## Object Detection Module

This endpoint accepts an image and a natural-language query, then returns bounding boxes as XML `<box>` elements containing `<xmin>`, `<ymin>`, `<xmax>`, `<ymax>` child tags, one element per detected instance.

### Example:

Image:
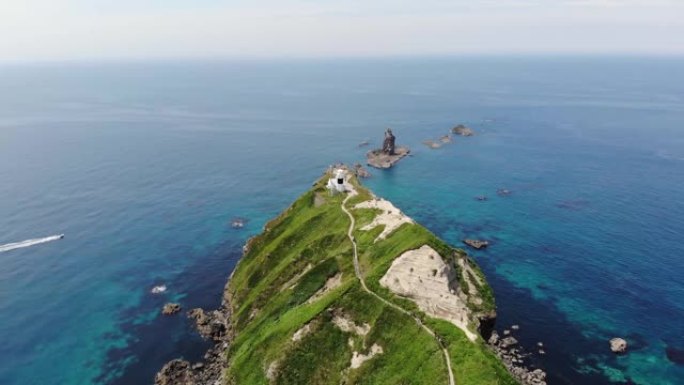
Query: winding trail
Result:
<box><xmin>341</xmin><ymin>192</ymin><xmax>456</xmax><ymax>385</ymax></box>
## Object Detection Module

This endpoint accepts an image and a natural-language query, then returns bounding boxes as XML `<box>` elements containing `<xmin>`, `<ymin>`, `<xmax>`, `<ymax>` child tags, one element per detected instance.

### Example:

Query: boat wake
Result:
<box><xmin>0</xmin><ymin>234</ymin><xmax>64</xmax><ymax>253</ymax></box>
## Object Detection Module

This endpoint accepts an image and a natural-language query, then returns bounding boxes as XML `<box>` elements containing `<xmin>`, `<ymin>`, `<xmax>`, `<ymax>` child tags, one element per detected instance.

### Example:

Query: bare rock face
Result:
<box><xmin>610</xmin><ymin>338</ymin><xmax>628</xmax><ymax>354</ymax></box>
<box><xmin>452</xmin><ymin>124</ymin><xmax>475</xmax><ymax>136</ymax></box>
<box><xmin>162</xmin><ymin>303</ymin><xmax>181</xmax><ymax>315</ymax></box>
<box><xmin>463</xmin><ymin>239</ymin><xmax>489</xmax><ymax>250</ymax></box>
<box><xmin>382</xmin><ymin>128</ymin><xmax>396</xmax><ymax>155</ymax></box>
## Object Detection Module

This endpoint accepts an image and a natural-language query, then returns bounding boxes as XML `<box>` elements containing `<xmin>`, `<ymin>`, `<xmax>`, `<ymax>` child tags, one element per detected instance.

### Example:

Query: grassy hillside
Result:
<box><xmin>223</xmin><ymin>169</ymin><xmax>518</xmax><ymax>385</ymax></box>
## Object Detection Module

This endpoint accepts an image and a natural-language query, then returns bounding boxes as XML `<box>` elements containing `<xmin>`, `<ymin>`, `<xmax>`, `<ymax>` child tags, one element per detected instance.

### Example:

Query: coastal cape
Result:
<box><xmin>156</xmin><ymin>168</ymin><xmax>525</xmax><ymax>385</ymax></box>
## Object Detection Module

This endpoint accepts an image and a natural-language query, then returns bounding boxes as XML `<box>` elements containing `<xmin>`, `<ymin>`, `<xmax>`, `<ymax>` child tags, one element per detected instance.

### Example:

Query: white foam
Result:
<box><xmin>151</xmin><ymin>285</ymin><xmax>167</xmax><ymax>294</ymax></box>
<box><xmin>0</xmin><ymin>234</ymin><xmax>64</xmax><ymax>253</ymax></box>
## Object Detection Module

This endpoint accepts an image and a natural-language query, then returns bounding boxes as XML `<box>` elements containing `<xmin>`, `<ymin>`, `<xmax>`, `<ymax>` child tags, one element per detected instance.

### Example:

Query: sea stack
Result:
<box><xmin>366</xmin><ymin>128</ymin><xmax>410</xmax><ymax>169</ymax></box>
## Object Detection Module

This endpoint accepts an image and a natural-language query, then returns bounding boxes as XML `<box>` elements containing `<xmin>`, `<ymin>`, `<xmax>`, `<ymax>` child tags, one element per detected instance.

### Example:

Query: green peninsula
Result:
<box><xmin>157</xmin><ymin>167</ymin><xmax>521</xmax><ymax>385</ymax></box>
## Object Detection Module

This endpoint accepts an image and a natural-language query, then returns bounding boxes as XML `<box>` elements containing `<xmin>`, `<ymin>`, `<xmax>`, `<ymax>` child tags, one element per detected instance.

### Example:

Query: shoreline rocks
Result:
<box><xmin>463</xmin><ymin>239</ymin><xmax>489</xmax><ymax>250</ymax></box>
<box><xmin>188</xmin><ymin>308</ymin><xmax>230</xmax><ymax>342</ymax></box>
<box><xmin>488</xmin><ymin>330</ymin><xmax>548</xmax><ymax>385</ymax></box>
<box><xmin>354</xmin><ymin>163</ymin><xmax>372</xmax><ymax>178</ymax></box>
<box><xmin>155</xmin><ymin>302</ymin><xmax>234</xmax><ymax>384</ymax></box>
<box><xmin>161</xmin><ymin>303</ymin><xmax>181</xmax><ymax>315</ymax></box>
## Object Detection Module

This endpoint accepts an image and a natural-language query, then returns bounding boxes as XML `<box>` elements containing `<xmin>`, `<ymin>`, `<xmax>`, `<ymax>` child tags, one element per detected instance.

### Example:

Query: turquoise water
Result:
<box><xmin>0</xmin><ymin>57</ymin><xmax>683</xmax><ymax>384</ymax></box>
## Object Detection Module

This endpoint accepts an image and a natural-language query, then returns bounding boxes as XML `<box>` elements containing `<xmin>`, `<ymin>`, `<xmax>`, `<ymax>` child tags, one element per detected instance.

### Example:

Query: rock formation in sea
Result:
<box><xmin>463</xmin><ymin>239</ymin><xmax>490</xmax><ymax>250</ymax></box>
<box><xmin>156</xmin><ymin>167</ymin><xmax>535</xmax><ymax>385</ymax></box>
<box><xmin>452</xmin><ymin>124</ymin><xmax>475</xmax><ymax>136</ymax></box>
<box><xmin>366</xmin><ymin>129</ymin><xmax>410</xmax><ymax>169</ymax></box>
<box><xmin>161</xmin><ymin>303</ymin><xmax>181</xmax><ymax>315</ymax></box>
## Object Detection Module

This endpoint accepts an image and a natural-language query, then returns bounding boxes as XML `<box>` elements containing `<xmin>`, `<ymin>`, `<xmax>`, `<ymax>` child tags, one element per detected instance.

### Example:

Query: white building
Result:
<box><xmin>326</xmin><ymin>169</ymin><xmax>347</xmax><ymax>194</ymax></box>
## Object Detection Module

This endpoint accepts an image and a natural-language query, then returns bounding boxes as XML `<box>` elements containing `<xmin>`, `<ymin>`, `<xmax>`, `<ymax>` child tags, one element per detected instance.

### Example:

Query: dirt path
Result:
<box><xmin>341</xmin><ymin>193</ymin><xmax>456</xmax><ymax>385</ymax></box>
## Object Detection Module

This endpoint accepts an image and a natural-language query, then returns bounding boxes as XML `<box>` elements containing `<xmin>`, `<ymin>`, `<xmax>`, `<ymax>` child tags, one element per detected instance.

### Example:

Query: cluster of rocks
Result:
<box><xmin>421</xmin><ymin>133</ymin><xmax>457</xmax><ymax>150</ymax></box>
<box><xmin>422</xmin><ymin>140</ymin><xmax>442</xmax><ymax>149</ymax></box>
<box><xmin>488</xmin><ymin>328</ymin><xmax>547</xmax><ymax>385</ymax></box>
<box><xmin>155</xmin><ymin>305</ymin><xmax>233</xmax><ymax>385</ymax></box>
<box><xmin>366</xmin><ymin>129</ymin><xmax>410</xmax><ymax>169</ymax></box>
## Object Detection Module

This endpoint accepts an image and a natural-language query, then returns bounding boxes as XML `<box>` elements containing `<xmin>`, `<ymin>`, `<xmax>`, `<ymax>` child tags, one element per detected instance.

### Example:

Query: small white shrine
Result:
<box><xmin>326</xmin><ymin>169</ymin><xmax>347</xmax><ymax>195</ymax></box>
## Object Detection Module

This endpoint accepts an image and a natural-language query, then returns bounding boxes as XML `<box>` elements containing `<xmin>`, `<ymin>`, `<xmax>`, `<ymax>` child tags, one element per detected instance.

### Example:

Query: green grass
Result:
<box><xmin>222</xmin><ymin>170</ymin><xmax>518</xmax><ymax>385</ymax></box>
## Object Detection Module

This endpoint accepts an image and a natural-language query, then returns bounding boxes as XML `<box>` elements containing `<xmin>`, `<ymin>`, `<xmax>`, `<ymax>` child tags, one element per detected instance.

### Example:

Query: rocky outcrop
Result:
<box><xmin>382</xmin><ymin>128</ymin><xmax>396</xmax><ymax>155</ymax></box>
<box><xmin>452</xmin><ymin>124</ymin><xmax>475</xmax><ymax>136</ymax></box>
<box><xmin>610</xmin><ymin>337</ymin><xmax>628</xmax><ymax>354</ymax></box>
<box><xmin>188</xmin><ymin>308</ymin><xmax>230</xmax><ymax>342</ymax></box>
<box><xmin>463</xmin><ymin>239</ymin><xmax>489</xmax><ymax>250</ymax></box>
<box><xmin>162</xmin><ymin>303</ymin><xmax>181</xmax><ymax>315</ymax></box>
<box><xmin>155</xmin><ymin>359</ymin><xmax>196</xmax><ymax>385</ymax></box>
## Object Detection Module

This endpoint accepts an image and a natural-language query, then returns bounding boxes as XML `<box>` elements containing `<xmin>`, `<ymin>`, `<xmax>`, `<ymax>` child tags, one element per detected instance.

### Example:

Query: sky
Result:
<box><xmin>0</xmin><ymin>0</ymin><xmax>683</xmax><ymax>61</ymax></box>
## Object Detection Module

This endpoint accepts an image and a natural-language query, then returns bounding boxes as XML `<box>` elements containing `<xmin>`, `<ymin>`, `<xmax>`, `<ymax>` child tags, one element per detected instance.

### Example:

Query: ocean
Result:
<box><xmin>0</xmin><ymin>57</ymin><xmax>682</xmax><ymax>385</ymax></box>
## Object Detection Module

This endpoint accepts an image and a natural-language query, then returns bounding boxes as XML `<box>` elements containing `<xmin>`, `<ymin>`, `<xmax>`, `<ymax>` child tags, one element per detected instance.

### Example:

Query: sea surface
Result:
<box><xmin>1</xmin><ymin>57</ymin><xmax>683</xmax><ymax>385</ymax></box>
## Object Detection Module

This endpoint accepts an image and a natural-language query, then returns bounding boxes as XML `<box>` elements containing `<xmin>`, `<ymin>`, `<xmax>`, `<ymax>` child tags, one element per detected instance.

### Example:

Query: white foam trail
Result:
<box><xmin>0</xmin><ymin>234</ymin><xmax>64</xmax><ymax>253</ymax></box>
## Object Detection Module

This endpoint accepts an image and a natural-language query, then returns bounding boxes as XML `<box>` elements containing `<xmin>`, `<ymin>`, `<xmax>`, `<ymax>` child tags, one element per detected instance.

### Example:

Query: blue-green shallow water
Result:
<box><xmin>0</xmin><ymin>57</ymin><xmax>682</xmax><ymax>385</ymax></box>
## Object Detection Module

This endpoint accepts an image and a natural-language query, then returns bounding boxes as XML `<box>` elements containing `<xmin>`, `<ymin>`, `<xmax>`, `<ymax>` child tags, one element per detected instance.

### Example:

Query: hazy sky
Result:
<box><xmin>1</xmin><ymin>0</ymin><xmax>683</xmax><ymax>61</ymax></box>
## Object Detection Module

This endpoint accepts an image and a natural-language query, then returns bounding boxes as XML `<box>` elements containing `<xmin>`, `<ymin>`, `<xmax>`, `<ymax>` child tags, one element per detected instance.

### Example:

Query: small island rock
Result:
<box><xmin>162</xmin><ymin>303</ymin><xmax>182</xmax><ymax>315</ymax></box>
<box><xmin>366</xmin><ymin>128</ymin><xmax>410</xmax><ymax>169</ymax></box>
<box><xmin>452</xmin><ymin>124</ymin><xmax>475</xmax><ymax>136</ymax></box>
<box><xmin>610</xmin><ymin>338</ymin><xmax>628</xmax><ymax>354</ymax></box>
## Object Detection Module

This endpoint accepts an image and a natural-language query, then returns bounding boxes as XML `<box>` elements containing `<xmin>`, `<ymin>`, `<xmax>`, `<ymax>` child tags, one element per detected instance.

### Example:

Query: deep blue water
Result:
<box><xmin>0</xmin><ymin>57</ymin><xmax>683</xmax><ymax>385</ymax></box>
